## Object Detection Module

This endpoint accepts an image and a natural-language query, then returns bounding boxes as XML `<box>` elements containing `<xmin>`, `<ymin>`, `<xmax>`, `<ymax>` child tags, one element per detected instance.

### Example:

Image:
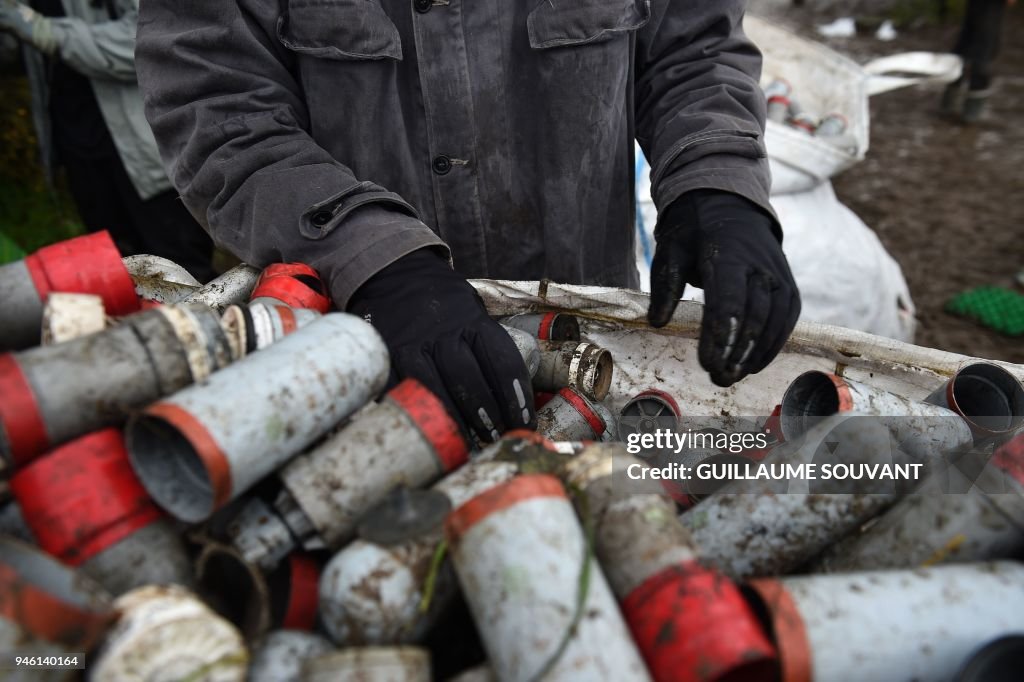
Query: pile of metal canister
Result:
<box><xmin>2</xmin><ymin>231</ymin><xmax>1024</xmax><ymax>681</ymax></box>
<box><xmin>763</xmin><ymin>78</ymin><xmax>858</xmax><ymax>153</ymax></box>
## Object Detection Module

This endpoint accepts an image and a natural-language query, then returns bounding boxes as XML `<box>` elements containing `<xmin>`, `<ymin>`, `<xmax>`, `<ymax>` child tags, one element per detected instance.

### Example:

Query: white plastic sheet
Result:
<box><xmin>471</xmin><ymin>280</ymin><xmax>1023</xmax><ymax>418</ymax></box>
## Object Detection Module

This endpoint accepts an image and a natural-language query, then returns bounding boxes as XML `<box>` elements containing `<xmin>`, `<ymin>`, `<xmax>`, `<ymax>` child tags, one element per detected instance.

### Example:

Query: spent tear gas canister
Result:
<box><xmin>0</xmin><ymin>303</ymin><xmax>232</xmax><ymax>471</ymax></box>
<box><xmin>10</xmin><ymin>429</ymin><xmax>192</xmax><ymax>596</ymax></box>
<box><xmin>276</xmin><ymin>378</ymin><xmax>468</xmax><ymax>549</ymax></box>
<box><xmin>126</xmin><ymin>313</ymin><xmax>389</xmax><ymax>523</ymax></box>
<box><xmin>502</xmin><ymin>325</ymin><xmax>541</xmax><ymax>377</ymax></box>
<box><xmin>536</xmin><ymin>387</ymin><xmax>608</xmax><ymax>441</ymax></box>
<box><xmin>0</xmin><ymin>231</ymin><xmax>139</xmax><ymax>351</ymax></box>
<box><xmin>787</xmin><ymin>99</ymin><xmax>818</xmax><ymax>133</ymax></box>
<box><xmin>563</xmin><ymin>444</ymin><xmax>776</xmax><ymax>682</ymax></box>
<box><xmin>812</xmin><ymin>431</ymin><xmax>1024</xmax><ymax>573</ymax></box>
<box><xmin>498</xmin><ymin>312</ymin><xmax>580</xmax><ymax>341</ymax></box>
<box><xmin>445</xmin><ymin>474</ymin><xmax>652</xmax><ymax>682</ymax></box>
<box><xmin>746</xmin><ymin>562</ymin><xmax>1024</xmax><ymax>682</ymax></box>
<box><xmin>249</xmin><ymin>630</ymin><xmax>335</xmax><ymax>682</ymax></box>
<box><xmin>0</xmin><ymin>537</ymin><xmax>114</xmax><ymax>678</ymax></box>
<box><xmin>276</xmin><ymin>553</ymin><xmax>322</xmax><ymax>633</ymax></box>
<box><xmin>89</xmin><ymin>585</ymin><xmax>248</xmax><ymax>682</ymax></box>
<box><xmin>318</xmin><ymin>434</ymin><xmax>567</xmax><ymax>646</ymax></box>
<box><xmin>195</xmin><ymin>539</ymin><xmax>322</xmax><ymax>642</ymax></box>
<box><xmin>780</xmin><ymin>370</ymin><xmax>974</xmax><ymax>458</ymax></box>
<box><xmin>924</xmin><ymin>362</ymin><xmax>1024</xmax><ymax>440</ymax></box>
<box><xmin>249</xmin><ymin>262</ymin><xmax>331</xmax><ymax>313</ymax></box>
<box><xmin>764</xmin><ymin>78</ymin><xmax>791</xmax><ymax>123</ymax></box>
<box><xmin>177</xmin><ymin>263</ymin><xmax>262</xmax><ymax>311</ymax></box>
<box><xmin>533</xmin><ymin>340</ymin><xmax>613</xmax><ymax>401</ymax></box>
<box><xmin>220</xmin><ymin>301</ymin><xmax>321</xmax><ymax>359</ymax></box>
<box><xmin>303</xmin><ymin>647</ymin><xmax>431</xmax><ymax>682</ymax></box>
<box><xmin>40</xmin><ymin>293</ymin><xmax>107</xmax><ymax>345</ymax></box>
<box><xmin>227</xmin><ymin>494</ymin><xmax>308</xmax><ymax>573</ymax></box>
<box><xmin>122</xmin><ymin>254</ymin><xmax>202</xmax><ymax>304</ymax></box>
<box><xmin>815</xmin><ymin>113</ymin><xmax>848</xmax><ymax>137</ymax></box>
<box><xmin>228</xmin><ymin>378</ymin><xmax>467</xmax><ymax>570</ymax></box>
<box><xmin>955</xmin><ymin>635</ymin><xmax>1024</xmax><ymax>682</ymax></box>
<box><xmin>194</xmin><ymin>539</ymin><xmax>274</xmax><ymax>641</ymax></box>
<box><xmin>680</xmin><ymin>414</ymin><xmax>910</xmax><ymax>580</ymax></box>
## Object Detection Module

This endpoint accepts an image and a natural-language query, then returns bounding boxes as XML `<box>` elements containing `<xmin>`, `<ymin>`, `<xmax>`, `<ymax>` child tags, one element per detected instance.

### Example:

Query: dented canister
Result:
<box><xmin>318</xmin><ymin>434</ymin><xmax>568</xmax><ymax>646</ymax></box>
<box><xmin>11</xmin><ymin>429</ymin><xmax>192</xmax><ymax>596</ymax></box>
<box><xmin>122</xmin><ymin>254</ymin><xmax>202</xmax><ymax>304</ymax></box>
<box><xmin>177</xmin><ymin>263</ymin><xmax>261</xmax><ymax>311</ymax></box>
<box><xmin>813</xmin><ymin>432</ymin><xmax>1024</xmax><ymax>572</ymax></box>
<box><xmin>747</xmin><ymin>562</ymin><xmax>1024</xmax><ymax>682</ymax></box>
<box><xmin>445</xmin><ymin>474</ymin><xmax>651</xmax><ymax>681</ymax></box>
<box><xmin>249</xmin><ymin>630</ymin><xmax>334</xmax><ymax>682</ymax></box>
<box><xmin>0</xmin><ymin>231</ymin><xmax>139</xmax><ymax>351</ymax></box>
<box><xmin>536</xmin><ymin>387</ymin><xmax>608</xmax><ymax>441</ymax></box>
<box><xmin>564</xmin><ymin>444</ymin><xmax>776</xmax><ymax>682</ymax></box>
<box><xmin>303</xmin><ymin>647</ymin><xmax>431</xmax><ymax>682</ymax></box>
<box><xmin>89</xmin><ymin>584</ymin><xmax>248</xmax><ymax>682</ymax></box>
<box><xmin>0</xmin><ymin>537</ymin><xmax>114</xmax><ymax>682</ymax></box>
<box><xmin>126</xmin><ymin>313</ymin><xmax>389</xmax><ymax>522</ymax></box>
<box><xmin>499</xmin><ymin>312</ymin><xmax>580</xmax><ymax>342</ymax></box>
<box><xmin>0</xmin><ymin>303</ymin><xmax>231</xmax><ymax>470</ymax></box>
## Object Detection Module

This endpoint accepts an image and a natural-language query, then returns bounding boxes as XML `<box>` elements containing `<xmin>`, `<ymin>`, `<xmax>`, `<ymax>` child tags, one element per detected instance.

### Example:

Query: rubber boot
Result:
<box><xmin>941</xmin><ymin>79</ymin><xmax>965</xmax><ymax>115</ymax></box>
<box><xmin>962</xmin><ymin>89</ymin><xmax>992</xmax><ymax>124</ymax></box>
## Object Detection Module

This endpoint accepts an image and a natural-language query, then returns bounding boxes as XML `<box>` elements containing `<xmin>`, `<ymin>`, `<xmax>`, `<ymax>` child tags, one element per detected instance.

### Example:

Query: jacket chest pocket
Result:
<box><xmin>527</xmin><ymin>0</ymin><xmax>650</xmax><ymax>49</ymax></box>
<box><xmin>277</xmin><ymin>0</ymin><xmax>403</xmax><ymax>60</ymax></box>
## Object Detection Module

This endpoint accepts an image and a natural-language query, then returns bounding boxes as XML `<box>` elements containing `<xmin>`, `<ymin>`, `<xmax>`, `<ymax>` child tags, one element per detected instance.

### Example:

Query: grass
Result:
<box><xmin>0</xmin><ymin>72</ymin><xmax>83</xmax><ymax>262</ymax></box>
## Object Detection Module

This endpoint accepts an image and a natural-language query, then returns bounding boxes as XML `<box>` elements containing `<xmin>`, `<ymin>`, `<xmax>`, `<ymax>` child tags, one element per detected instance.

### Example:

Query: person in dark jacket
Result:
<box><xmin>0</xmin><ymin>0</ymin><xmax>216</xmax><ymax>281</ymax></box>
<box><xmin>942</xmin><ymin>0</ymin><xmax>1016</xmax><ymax>122</ymax></box>
<box><xmin>135</xmin><ymin>1</ymin><xmax>801</xmax><ymax>441</ymax></box>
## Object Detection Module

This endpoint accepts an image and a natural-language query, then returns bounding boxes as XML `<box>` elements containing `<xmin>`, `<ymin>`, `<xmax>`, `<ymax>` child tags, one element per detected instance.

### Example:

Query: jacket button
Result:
<box><xmin>432</xmin><ymin>155</ymin><xmax>452</xmax><ymax>175</ymax></box>
<box><xmin>311</xmin><ymin>210</ymin><xmax>333</xmax><ymax>227</ymax></box>
<box><xmin>414</xmin><ymin>0</ymin><xmax>431</xmax><ymax>13</ymax></box>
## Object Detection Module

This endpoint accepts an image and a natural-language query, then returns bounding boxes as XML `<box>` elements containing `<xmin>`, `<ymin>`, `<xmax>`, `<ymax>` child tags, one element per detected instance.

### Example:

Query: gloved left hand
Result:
<box><xmin>0</xmin><ymin>1</ymin><xmax>57</xmax><ymax>54</ymax></box>
<box><xmin>648</xmin><ymin>188</ymin><xmax>801</xmax><ymax>388</ymax></box>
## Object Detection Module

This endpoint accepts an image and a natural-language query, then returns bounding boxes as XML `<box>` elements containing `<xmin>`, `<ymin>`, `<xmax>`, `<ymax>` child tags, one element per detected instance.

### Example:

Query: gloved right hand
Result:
<box><xmin>348</xmin><ymin>248</ymin><xmax>536</xmax><ymax>444</ymax></box>
<box><xmin>0</xmin><ymin>1</ymin><xmax>57</xmax><ymax>54</ymax></box>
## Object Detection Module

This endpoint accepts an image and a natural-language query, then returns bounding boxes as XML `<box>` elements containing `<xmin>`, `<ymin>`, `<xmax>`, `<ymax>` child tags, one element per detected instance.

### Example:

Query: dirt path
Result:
<box><xmin>753</xmin><ymin>1</ymin><xmax>1023</xmax><ymax>364</ymax></box>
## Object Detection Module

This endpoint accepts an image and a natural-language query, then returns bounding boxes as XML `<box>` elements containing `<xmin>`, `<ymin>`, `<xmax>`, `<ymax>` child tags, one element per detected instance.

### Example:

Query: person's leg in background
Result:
<box><xmin>943</xmin><ymin>0</ymin><xmax>1012</xmax><ymax>122</ymax></box>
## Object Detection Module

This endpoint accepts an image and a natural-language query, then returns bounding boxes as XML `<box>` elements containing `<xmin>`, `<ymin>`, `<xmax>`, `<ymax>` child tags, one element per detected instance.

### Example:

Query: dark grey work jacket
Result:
<box><xmin>136</xmin><ymin>0</ymin><xmax>772</xmax><ymax>307</ymax></box>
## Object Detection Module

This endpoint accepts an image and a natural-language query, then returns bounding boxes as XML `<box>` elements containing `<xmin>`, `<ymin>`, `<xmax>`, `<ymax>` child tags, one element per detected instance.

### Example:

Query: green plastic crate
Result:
<box><xmin>946</xmin><ymin>287</ymin><xmax>1024</xmax><ymax>337</ymax></box>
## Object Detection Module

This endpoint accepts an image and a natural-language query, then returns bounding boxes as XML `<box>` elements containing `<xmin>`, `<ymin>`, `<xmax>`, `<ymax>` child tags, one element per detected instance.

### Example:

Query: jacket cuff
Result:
<box><xmin>653</xmin><ymin>153</ymin><xmax>781</xmax><ymax>241</ymax></box>
<box><xmin>315</xmin><ymin>205</ymin><xmax>450</xmax><ymax>310</ymax></box>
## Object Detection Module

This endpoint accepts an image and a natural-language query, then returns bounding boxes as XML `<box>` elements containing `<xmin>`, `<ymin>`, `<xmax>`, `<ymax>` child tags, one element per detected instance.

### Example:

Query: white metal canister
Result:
<box><xmin>127</xmin><ymin>313</ymin><xmax>389</xmax><ymax>522</ymax></box>
<box><xmin>747</xmin><ymin>561</ymin><xmax>1024</xmax><ymax>682</ymax></box>
<box><xmin>444</xmin><ymin>474</ymin><xmax>651</xmax><ymax>682</ymax></box>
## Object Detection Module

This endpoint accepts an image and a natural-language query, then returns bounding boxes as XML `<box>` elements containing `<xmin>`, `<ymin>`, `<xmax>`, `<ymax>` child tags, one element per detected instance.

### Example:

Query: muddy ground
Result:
<box><xmin>753</xmin><ymin>0</ymin><xmax>1023</xmax><ymax>364</ymax></box>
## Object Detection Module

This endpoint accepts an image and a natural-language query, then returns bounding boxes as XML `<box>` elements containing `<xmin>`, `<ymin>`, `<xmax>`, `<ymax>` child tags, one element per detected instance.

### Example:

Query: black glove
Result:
<box><xmin>647</xmin><ymin>189</ymin><xmax>801</xmax><ymax>388</ymax></box>
<box><xmin>348</xmin><ymin>248</ymin><xmax>536</xmax><ymax>443</ymax></box>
